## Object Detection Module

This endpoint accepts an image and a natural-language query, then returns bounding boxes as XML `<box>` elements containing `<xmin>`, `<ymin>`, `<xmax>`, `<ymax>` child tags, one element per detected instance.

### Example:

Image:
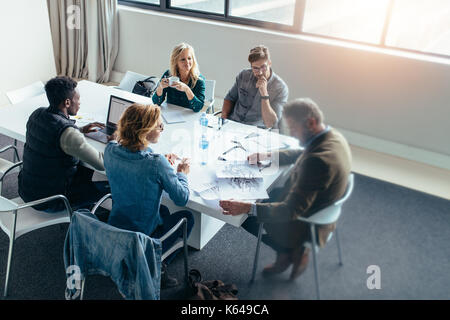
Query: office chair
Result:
<box><xmin>116</xmin><ymin>70</ymin><xmax>150</xmax><ymax>92</ymax></box>
<box><xmin>250</xmin><ymin>174</ymin><xmax>354</xmax><ymax>300</ymax></box>
<box><xmin>0</xmin><ymin>145</ymin><xmax>21</xmax><ymax>195</ymax></box>
<box><xmin>67</xmin><ymin>193</ymin><xmax>189</xmax><ymax>300</ymax></box>
<box><xmin>6</xmin><ymin>81</ymin><xmax>45</xmax><ymax>105</ymax></box>
<box><xmin>0</xmin><ymin>163</ymin><xmax>73</xmax><ymax>297</ymax></box>
<box><xmin>204</xmin><ymin>80</ymin><xmax>216</xmax><ymax>114</ymax></box>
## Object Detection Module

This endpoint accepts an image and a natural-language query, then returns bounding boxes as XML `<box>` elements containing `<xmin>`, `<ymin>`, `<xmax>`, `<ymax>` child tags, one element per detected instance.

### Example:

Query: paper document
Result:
<box><xmin>160</xmin><ymin>102</ymin><xmax>187</xmax><ymax>124</ymax></box>
<box><xmin>216</xmin><ymin>161</ymin><xmax>263</xmax><ymax>179</ymax></box>
<box><xmin>218</xmin><ymin>178</ymin><xmax>268</xmax><ymax>200</ymax></box>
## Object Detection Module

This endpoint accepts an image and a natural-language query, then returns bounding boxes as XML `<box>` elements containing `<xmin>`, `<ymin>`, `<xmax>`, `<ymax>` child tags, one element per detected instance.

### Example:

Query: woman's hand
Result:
<box><xmin>156</xmin><ymin>77</ymin><xmax>169</xmax><ymax>96</ymax></box>
<box><xmin>165</xmin><ymin>153</ymin><xmax>180</xmax><ymax>166</ymax></box>
<box><xmin>177</xmin><ymin>158</ymin><xmax>190</xmax><ymax>174</ymax></box>
<box><xmin>171</xmin><ymin>80</ymin><xmax>190</xmax><ymax>93</ymax></box>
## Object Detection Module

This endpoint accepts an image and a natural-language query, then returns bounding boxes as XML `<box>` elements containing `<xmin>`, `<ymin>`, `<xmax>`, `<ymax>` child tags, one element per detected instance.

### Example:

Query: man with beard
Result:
<box><xmin>221</xmin><ymin>45</ymin><xmax>288</xmax><ymax>130</ymax></box>
<box><xmin>220</xmin><ymin>98</ymin><xmax>352</xmax><ymax>280</ymax></box>
<box><xmin>18</xmin><ymin>76</ymin><xmax>110</xmax><ymax>212</ymax></box>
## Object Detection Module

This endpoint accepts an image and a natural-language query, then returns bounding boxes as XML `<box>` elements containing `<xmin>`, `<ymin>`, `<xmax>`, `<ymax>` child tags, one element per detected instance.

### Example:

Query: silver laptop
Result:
<box><xmin>85</xmin><ymin>95</ymin><xmax>134</xmax><ymax>143</ymax></box>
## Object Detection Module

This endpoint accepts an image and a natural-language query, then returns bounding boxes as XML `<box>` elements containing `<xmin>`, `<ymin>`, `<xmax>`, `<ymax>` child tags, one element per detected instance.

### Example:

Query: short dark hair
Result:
<box><xmin>248</xmin><ymin>45</ymin><xmax>270</xmax><ymax>63</ymax></box>
<box><xmin>45</xmin><ymin>76</ymin><xmax>77</xmax><ymax>107</ymax></box>
<box><xmin>283</xmin><ymin>98</ymin><xmax>324</xmax><ymax>125</ymax></box>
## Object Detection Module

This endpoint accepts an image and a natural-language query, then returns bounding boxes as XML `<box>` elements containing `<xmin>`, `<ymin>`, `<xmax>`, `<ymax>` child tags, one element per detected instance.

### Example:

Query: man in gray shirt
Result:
<box><xmin>221</xmin><ymin>45</ymin><xmax>288</xmax><ymax>129</ymax></box>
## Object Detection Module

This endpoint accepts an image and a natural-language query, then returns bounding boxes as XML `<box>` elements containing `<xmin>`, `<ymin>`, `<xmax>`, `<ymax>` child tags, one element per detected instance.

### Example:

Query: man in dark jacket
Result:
<box><xmin>220</xmin><ymin>98</ymin><xmax>352</xmax><ymax>280</ymax></box>
<box><xmin>18</xmin><ymin>76</ymin><xmax>109</xmax><ymax>212</ymax></box>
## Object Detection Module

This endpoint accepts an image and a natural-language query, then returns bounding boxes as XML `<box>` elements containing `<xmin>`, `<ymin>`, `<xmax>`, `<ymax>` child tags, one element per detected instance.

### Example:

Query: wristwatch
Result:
<box><xmin>261</xmin><ymin>95</ymin><xmax>270</xmax><ymax>100</ymax></box>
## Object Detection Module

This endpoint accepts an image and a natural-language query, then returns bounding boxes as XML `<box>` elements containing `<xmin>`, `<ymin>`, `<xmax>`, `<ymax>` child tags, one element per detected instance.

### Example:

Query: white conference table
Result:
<box><xmin>0</xmin><ymin>80</ymin><xmax>300</xmax><ymax>250</ymax></box>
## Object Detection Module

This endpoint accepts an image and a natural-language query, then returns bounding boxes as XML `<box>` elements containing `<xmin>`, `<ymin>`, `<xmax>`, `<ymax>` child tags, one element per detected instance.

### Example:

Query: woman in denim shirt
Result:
<box><xmin>104</xmin><ymin>103</ymin><xmax>194</xmax><ymax>288</ymax></box>
<box><xmin>152</xmin><ymin>43</ymin><xmax>205</xmax><ymax>112</ymax></box>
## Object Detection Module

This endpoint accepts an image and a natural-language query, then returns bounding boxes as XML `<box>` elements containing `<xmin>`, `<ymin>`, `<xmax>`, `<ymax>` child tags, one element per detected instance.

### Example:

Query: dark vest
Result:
<box><xmin>18</xmin><ymin>107</ymin><xmax>79</xmax><ymax>202</ymax></box>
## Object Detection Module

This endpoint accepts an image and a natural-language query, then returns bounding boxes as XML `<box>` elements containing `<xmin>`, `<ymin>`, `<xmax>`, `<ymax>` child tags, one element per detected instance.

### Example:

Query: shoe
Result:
<box><xmin>161</xmin><ymin>263</ymin><xmax>179</xmax><ymax>289</ymax></box>
<box><xmin>289</xmin><ymin>247</ymin><xmax>310</xmax><ymax>280</ymax></box>
<box><xmin>262</xmin><ymin>252</ymin><xmax>292</xmax><ymax>277</ymax></box>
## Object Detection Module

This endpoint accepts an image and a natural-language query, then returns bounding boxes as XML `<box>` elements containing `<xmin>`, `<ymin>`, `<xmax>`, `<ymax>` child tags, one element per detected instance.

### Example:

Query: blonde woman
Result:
<box><xmin>104</xmin><ymin>103</ymin><xmax>194</xmax><ymax>288</ymax></box>
<box><xmin>152</xmin><ymin>43</ymin><xmax>205</xmax><ymax>112</ymax></box>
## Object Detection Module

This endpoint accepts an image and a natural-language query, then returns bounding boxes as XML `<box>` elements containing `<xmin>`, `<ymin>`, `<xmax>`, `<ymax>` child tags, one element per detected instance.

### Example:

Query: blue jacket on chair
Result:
<box><xmin>64</xmin><ymin>210</ymin><xmax>162</xmax><ymax>300</ymax></box>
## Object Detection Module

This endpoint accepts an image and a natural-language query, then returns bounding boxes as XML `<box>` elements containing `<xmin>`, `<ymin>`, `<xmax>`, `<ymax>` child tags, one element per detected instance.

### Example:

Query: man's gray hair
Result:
<box><xmin>282</xmin><ymin>98</ymin><xmax>324</xmax><ymax>125</ymax></box>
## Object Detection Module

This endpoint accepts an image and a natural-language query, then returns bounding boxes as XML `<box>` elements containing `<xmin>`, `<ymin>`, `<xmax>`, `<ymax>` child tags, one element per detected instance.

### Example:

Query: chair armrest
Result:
<box><xmin>0</xmin><ymin>145</ymin><xmax>20</xmax><ymax>162</ymax></box>
<box><xmin>91</xmin><ymin>193</ymin><xmax>112</xmax><ymax>215</ymax></box>
<box><xmin>213</xmin><ymin>110</ymin><xmax>222</xmax><ymax>117</ymax></box>
<box><xmin>17</xmin><ymin>194</ymin><xmax>73</xmax><ymax>218</ymax></box>
<box><xmin>159</xmin><ymin>217</ymin><xmax>187</xmax><ymax>242</ymax></box>
<box><xmin>0</xmin><ymin>161</ymin><xmax>23</xmax><ymax>182</ymax></box>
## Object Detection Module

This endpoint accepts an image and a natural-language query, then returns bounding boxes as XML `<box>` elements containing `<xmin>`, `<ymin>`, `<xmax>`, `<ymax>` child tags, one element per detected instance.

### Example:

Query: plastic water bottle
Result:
<box><xmin>199</xmin><ymin>112</ymin><xmax>208</xmax><ymax>135</ymax></box>
<box><xmin>199</xmin><ymin>112</ymin><xmax>209</xmax><ymax>165</ymax></box>
<box><xmin>199</xmin><ymin>134</ymin><xmax>209</xmax><ymax>165</ymax></box>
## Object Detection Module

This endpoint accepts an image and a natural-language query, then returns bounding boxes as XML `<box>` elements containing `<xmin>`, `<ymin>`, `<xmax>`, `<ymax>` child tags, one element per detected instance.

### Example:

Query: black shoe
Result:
<box><xmin>161</xmin><ymin>263</ymin><xmax>179</xmax><ymax>289</ymax></box>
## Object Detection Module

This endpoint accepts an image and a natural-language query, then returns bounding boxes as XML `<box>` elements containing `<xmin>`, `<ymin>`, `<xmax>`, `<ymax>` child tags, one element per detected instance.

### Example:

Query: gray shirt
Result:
<box><xmin>225</xmin><ymin>68</ymin><xmax>288</xmax><ymax>128</ymax></box>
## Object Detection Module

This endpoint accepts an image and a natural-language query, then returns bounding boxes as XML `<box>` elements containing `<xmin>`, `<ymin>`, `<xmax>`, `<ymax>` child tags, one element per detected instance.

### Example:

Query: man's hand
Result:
<box><xmin>256</xmin><ymin>76</ymin><xmax>268</xmax><ymax>96</ymax></box>
<box><xmin>247</xmin><ymin>152</ymin><xmax>271</xmax><ymax>165</ymax></box>
<box><xmin>80</xmin><ymin>122</ymin><xmax>105</xmax><ymax>134</ymax></box>
<box><xmin>177</xmin><ymin>158</ymin><xmax>190</xmax><ymax>174</ymax></box>
<box><xmin>220</xmin><ymin>200</ymin><xmax>252</xmax><ymax>216</ymax></box>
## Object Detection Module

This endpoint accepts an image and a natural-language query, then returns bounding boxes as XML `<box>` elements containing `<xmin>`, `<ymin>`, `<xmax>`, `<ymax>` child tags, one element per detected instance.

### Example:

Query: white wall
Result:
<box><xmin>0</xmin><ymin>0</ymin><xmax>56</xmax><ymax>107</ymax></box>
<box><xmin>113</xmin><ymin>6</ymin><xmax>450</xmax><ymax>169</ymax></box>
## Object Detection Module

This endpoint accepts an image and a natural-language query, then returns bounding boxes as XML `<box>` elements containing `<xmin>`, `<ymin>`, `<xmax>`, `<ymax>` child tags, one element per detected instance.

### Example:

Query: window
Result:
<box><xmin>230</xmin><ymin>0</ymin><xmax>296</xmax><ymax>26</ymax></box>
<box><xmin>119</xmin><ymin>0</ymin><xmax>450</xmax><ymax>58</ymax></box>
<box><xmin>302</xmin><ymin>0</ymin><xmax>391</xmax><ymax>44</ymax></box>
<box><xmin>170</xmin><ymin>0</ymin><xmax>224</xmax><ymax>15</ymax></box>
<box><xmin>386</xmin><ymin>0</ymin><xmax>450</xmax><ymax>56</ymax></box>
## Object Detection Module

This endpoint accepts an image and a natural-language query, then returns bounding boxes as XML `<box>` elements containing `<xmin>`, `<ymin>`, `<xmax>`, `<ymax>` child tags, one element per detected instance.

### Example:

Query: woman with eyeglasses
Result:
<box><xmin>104</xmin><ymin>103</ymin><xmax>194</xmax><ymax>289</ymax></box>
<box><xmin>152</xmin><ymin>43</ymin><xmax>205</xmax><ymax>112</ymax></box>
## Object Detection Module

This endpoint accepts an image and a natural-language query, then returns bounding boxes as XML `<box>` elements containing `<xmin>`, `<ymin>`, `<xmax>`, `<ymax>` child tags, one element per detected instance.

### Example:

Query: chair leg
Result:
<box><xmin>250</xmin><ymin>223</ymin><xmax>264</xmax><ymax>284</ymax></box>
<box><xmin>310</xmin><ymin>225</ymin><xmax>321</xmax><ymax>300</ymax></box>
<box><xmin>335</xmin><ymin>228</ymin><xmax>343</xmax><ymax>266</ymax></box>
<box><xmin>80</xmin><ymin>279</ymin><xmax>85</xmax><ymax>300</ymax></box>
<box><xmin>4</xmin><ymin>212</ymin><xmax>17</xmax><ymax>297</ymax></box>
<box><xmin>183</xmin><ymin>220</ymin><xmax>189</xmax><ymax>286</ymax></box>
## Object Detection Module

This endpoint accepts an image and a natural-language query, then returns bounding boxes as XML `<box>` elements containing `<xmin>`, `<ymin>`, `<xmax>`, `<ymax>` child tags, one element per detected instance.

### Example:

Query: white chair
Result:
<box><xmin>0</xmin><ymin>145</ymin><xmax>21</xmax><ymax>195</ymax></box>
<box><xmin>0</xmin><ymin>190</ymin><xmax>72</xmax><ymax>297</ymax></box>
<box><xmin>72</xmin><ymin>193</ymin><xmax>189</xmax><ymax>300</ymax></box>
<box><xmin>250</xmin><ymin>174</ymin><xmax>355</xmax><ymax>300</ymax></box>
<box><xmin>204</xmin><ymin>79</ymin><xmax>216</xmax><ymax>114</ymax></box>
<box><xmin>6</xmin><ymin>81</ymin><xmax>45</xmax><ymax>105</ymax></box>
<box><xmin>116</xmin><ymin>71</ymin><xmax>150</xmax><ymax>92</ymax></box>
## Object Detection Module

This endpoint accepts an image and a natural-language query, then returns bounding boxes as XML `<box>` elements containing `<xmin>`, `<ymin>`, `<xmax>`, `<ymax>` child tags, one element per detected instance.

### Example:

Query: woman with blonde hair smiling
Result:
<box><xmin>104</xmin><ymin>103</ymin><xmax>194</xmax><ymax>288</ymax></box>
<box><xmin>152</xmin><ymin>43</ymin><xmax>205</xmax><ymax>112</ymax></box>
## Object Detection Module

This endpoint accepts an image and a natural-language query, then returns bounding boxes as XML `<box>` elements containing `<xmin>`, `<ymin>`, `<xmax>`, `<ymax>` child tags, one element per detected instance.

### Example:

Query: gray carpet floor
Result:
<box><xmin>0</xmin><ymin>134</ymin><xmax>449</xmax><ymax>300</ymax></box>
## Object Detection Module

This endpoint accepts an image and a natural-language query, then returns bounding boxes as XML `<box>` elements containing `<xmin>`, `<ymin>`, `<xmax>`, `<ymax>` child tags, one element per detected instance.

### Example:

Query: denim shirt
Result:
<box><xmin>104</xmin><ymin>142</ymin><xmax>190</xmax><ymax>235</ymax></box>
<box><xmin>64</xmin><ymin>209</ymin><xmax>162</xmax><ymax>300</ymax></box>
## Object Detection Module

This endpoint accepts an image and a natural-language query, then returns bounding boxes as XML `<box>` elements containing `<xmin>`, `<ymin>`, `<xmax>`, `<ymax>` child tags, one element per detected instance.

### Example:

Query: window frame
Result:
<box><xmin>118</xmin><ymin>0</ymin><xmax>450</xmax><ymax>60</ymax></box>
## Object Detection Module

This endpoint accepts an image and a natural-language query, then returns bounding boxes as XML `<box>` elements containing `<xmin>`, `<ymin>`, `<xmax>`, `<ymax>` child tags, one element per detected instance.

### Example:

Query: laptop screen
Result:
<box><xmin>106</xmin><ymin>95</ymin><xmax>134</xmax><ymax>127</ymax></box>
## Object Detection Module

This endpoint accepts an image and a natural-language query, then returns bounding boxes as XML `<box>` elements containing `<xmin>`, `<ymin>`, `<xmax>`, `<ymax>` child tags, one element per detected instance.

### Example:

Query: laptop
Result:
<box><xmin>85</xmin><ymin>95</ymin><xmax>134</xmax><ymax>143</ymax></box>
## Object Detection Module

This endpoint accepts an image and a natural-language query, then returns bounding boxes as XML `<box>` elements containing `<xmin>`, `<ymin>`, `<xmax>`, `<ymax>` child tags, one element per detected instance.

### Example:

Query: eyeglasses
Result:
<box><xmin>251</xmin><ymin>64</ymin><xmax>268</xmax><ymax>73</ymax></box>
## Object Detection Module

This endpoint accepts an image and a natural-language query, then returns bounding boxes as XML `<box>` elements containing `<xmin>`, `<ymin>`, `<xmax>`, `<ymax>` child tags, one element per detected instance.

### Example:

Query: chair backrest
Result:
<box><xmin>204</xmin><ymin>79</ymin><xmax>215</xmax><ymax>103</ymax></box>
<box><xmin>6</xmin><ymin>81</ymin><xmax>45</xmax><ymax>105</ymax></box>
<box><xmin>307</xmin><ymin>174</ymin><xmax>354</xmax><ymax>225</ymax></box>
<box><xmin>64</xmin><ymin>209</ymin><xmax>162</xmax><ymax>300</ymax></box>
<box><xmin>117</xmin><ymin>71</ymin><xmax>150</xmax><ymax>92</ymax></box>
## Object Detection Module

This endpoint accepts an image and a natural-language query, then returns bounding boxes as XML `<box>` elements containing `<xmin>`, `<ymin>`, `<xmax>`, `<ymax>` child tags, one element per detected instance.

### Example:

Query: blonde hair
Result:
<box><xmin>116</xmin><ymin>103</ymin><xmax>161</xmax><ymax>152</ymax></box>
<box><xmin>170</xmin><ymin>43</ymin><xmax>200</xmax><ymax>88</ymax></box>
<box><xmin>248</xmin><ymin>45</ymin><xmax>271</xmax><ymax>63</ymax></box>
